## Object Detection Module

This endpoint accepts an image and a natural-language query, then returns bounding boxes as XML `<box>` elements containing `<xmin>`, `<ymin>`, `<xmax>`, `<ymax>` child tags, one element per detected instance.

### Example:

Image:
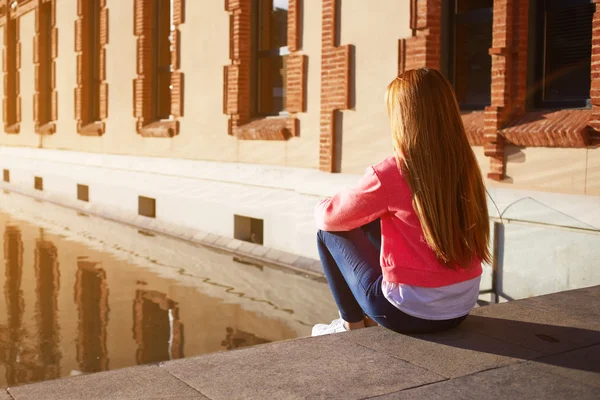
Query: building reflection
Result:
<box><xmin>0</xmin><ymin>226</ymin><xmax>32</xmax><ymax>386</ymax></box>
<box><xmin>221</xmin><ymin>327</ymin><xmax>270</xmax><ymax>350</ymax></box>
<box><xmin>0</xmin><ymin>211</ymin><xmax>302</xmax><ymax>388</ymax></box>
<box><xmin>74</xmin><ymin>260</ymin><xmax>109</xmax><ymax>373</ymax></box>
<box><xmin>132</xmin><ymin>290</ymin><xmax>184</xmax><ymax>364</ymax></box>
<box><xmin>33</xmin><ymin>234</ymin><xmax>61</xmax><ymax>381</ymax></box>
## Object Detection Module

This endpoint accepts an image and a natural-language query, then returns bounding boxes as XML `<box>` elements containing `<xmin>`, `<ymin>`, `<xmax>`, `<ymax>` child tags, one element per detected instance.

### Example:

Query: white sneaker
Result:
<box><xmin>311</xmin><ymin>318</ymin><xmax>347</xmax><ymax>336</ymax></box>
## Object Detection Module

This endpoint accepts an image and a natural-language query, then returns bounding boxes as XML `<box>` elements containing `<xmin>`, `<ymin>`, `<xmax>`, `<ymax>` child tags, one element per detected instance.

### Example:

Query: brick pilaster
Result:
<box><xmin>319</xmin><ymin>0</ymin><xmax>350</xmax><ymax>172</ymax></box>
<box><xmin>484</xmin><ymin>0</ymin><xmax>529</xmax><ymax>181</ymax></box>
<box><xmin>398</xmin><ymin>0</ymin><xmax>441</xmax><ymax>74</ymax></box>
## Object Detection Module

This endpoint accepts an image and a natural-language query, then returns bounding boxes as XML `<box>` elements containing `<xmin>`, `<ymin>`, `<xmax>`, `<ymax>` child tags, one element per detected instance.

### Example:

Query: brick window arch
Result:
<box><xmin>133</xmin><ymin>0</ymin><xmax>184</xmax><ymax>138</ymax></box>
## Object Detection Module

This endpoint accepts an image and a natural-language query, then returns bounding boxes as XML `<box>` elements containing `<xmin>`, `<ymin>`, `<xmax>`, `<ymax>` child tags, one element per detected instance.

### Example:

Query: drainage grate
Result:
<box><xmin>234</xmin><ymin>215</ymin><xmax>264</xmax><ymax>245</ymax></box>
<box><xmin>2</xmin><ymin>169</ymin><xmax>9</xmax><ymax>182</ymax></box>
<box><xmin>138</xmin><ymin>196</ymin><xmax>156</xmax><ymax>218</ymax></box>
<box><xmin>34</xmin><ymin>176</ymin><xmax>43</xmax><ymax>191</ymax></box>
<box><xmin>77</xmin><ymin>184</ymin><xmax>89</xmax><ymax>202</ymax></box>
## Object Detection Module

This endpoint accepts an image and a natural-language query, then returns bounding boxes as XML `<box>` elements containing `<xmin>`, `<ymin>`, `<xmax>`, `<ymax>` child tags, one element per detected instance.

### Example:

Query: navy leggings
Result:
<box><xmin>316</xmin><ymin>219</ymin><xmax>467</xmax><ymax>334</ymax></box>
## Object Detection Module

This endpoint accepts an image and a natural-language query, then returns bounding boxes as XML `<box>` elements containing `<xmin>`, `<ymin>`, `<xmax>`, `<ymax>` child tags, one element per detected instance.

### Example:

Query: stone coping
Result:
<box><xmin>5</xmin><ymin>286</ymin><xmax>599</xmax><ymax>399</ymax></box>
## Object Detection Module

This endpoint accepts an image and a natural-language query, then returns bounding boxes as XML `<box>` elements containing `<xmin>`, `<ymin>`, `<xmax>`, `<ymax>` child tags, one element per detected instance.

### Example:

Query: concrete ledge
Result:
<box><xmin>8</xmin><ymin>286</ymin><xmax>600</xmax><ymax>399</ymax></box>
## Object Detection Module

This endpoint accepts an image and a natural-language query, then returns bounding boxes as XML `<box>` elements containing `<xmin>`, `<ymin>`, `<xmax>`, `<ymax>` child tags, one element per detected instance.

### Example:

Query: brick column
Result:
<box><xmin>398</xmin><ymin>0</ymin><xmax>441</xmax><ymax>74</ymax></box>
<box><xmin>319</xmin><ymin>0</ymin><xmax>350</xmax><ymax>172</ymax></box>
<box><xmin>484</xmin><ymin>0</ymin><xmax>529</xmax><ymax>181</ymax></box>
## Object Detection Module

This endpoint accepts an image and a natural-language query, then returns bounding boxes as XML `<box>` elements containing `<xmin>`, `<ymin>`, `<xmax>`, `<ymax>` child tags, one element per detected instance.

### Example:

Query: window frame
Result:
<box><xmin>2</xmin><ymin>6</ymin><xmax>21</xmax><ymax>134</ymax></box>
<box><xmin>224</xmin><ymin>0</ymin><xmax>305</xmax><ymax>141</ymax></box>
<box><xmin>75</xmin><ymin>0</ymin><xmax>109</xmax><ymax>136</ymax></box>
<box><xmin>133</xmin><ymin>0</ymin><xmax>184</xmax><ymax>138</ymax></box>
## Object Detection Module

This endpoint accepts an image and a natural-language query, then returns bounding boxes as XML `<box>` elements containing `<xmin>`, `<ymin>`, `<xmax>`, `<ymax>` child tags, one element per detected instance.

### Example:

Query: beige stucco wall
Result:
<box><xmin>586</xmin><ymin>146</ymin><xmax>600</xmax><ymax>196</ymax></box>
<box><xmin>0</xmin><ymin>0</ymin><xmax>325</xmax><ymax>168</ymax></box>
<box><xmin>0</xmin><ymin>0</ymin><xmax>596</xmax><ymax>196</ymax></box>
<box><xmin>480</xmin><ymin>146</ymin><xmax>599</xmax><ymax>196</ymax></box>
<box><xmin>339</xmin><ymin>0</ymin><xmax>411</xmax><ymax>173</ymax></box>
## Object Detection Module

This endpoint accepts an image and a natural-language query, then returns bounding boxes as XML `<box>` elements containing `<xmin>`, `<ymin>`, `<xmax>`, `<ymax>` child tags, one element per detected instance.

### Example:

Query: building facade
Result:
<box><xmin>0</xmin><ymin>0</ymin><xmax>598</xmax><ymax>301</ymax></box>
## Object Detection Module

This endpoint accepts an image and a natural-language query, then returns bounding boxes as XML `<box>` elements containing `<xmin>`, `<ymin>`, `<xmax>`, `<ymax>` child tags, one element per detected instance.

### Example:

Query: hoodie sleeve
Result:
<box><xmin>314</xmin><ymin>166</ymin><xmax>389</xmax><ymax>231</ymax></box>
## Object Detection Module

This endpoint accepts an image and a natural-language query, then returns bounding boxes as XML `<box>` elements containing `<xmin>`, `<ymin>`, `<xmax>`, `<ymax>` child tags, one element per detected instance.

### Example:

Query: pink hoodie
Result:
<box><xmin>315</xmin><ymin>156</ymin><xmax>482</xmax><ymax>288</ymax></box>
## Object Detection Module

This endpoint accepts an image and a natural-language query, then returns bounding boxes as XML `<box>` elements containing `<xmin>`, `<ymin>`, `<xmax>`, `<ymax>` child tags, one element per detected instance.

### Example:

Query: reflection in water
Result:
<box><xmin>133</xmin><ymin>290</ymin><xmax>184</xmax><ymax>364</ymax></box>
<box><xmin>0</xmin><ymin>192</ymin><xmax>337</xmax><ymax>388</ymax></box>
<box><xmin>74</xmin><ymin>261</ymin><xmax>109</xmax><ymax>373</ymax></box>
<box><xmin>33</xmin><ymin>235</ymin><xmax>61</xmax><ymax>382</ymax></box>
<box><xmin>221</xmin><ymin>327</ymin><xmax>270</xmax><ymax>350</ymax></box>
<box><xmin>1</xmin><ymin>226</ymin><xmax>27</xmax><ymax>386</ymax></box>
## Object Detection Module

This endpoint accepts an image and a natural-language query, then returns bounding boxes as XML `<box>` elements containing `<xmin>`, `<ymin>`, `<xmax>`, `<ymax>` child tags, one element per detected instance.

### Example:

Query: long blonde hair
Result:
<box><xmin>386</xmin><ymin>68</ymin><xmax>491</xmax><ymax>267</ymax></box>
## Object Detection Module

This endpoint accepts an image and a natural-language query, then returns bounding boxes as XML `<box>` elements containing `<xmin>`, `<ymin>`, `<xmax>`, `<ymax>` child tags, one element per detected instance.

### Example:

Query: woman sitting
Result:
<box><xmin>313</xmin><ymin>68</ymin><xmax>490</xmax><ymax>336</ymax></box>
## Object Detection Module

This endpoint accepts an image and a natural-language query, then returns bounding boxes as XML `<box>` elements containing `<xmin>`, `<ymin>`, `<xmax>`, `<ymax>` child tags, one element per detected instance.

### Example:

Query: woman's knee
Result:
<box><xmin>316</xmin><ymin>229</ymin><xmax>325</xmax><ymax>242</ymax></box>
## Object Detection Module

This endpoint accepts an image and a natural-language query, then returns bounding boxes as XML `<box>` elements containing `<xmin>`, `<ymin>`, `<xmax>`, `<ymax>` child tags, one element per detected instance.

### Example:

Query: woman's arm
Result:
<box><xmin>315</xmin><ymin>166</ymin><xmax>389</xmax><ymax>231</ymax></box>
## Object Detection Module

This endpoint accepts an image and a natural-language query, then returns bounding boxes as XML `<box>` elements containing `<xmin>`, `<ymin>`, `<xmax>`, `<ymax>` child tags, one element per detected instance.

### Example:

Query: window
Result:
<box><xmin>224</xmin><ymin>0</ymin><xmax>305</xmax><ymax>140</ymax></box>
<box><xmin>252</xmin><ymin>0</ymin><xmax>288</xmax><ymax>116</ymax></box>
<box><xmin>533</xmin><ymin>0</ymin><xmax>594</xmax><ymax>108</ymax></box>
<box><xmin>444</xmin><ymin>0</ymin><xmax>493</xmax><ymax>110</ymax></box>
<box><xmin>133</xmin><ymin>0</ymin><xmax>184</xmax><ymax>137</ymax></box>
<box><xmin>153</xmin><ymin>0</ymin><xmax>172</xmax><ymax>120</ymax></box>
<box><xmin>75</xmin><ymin>0</ymin><xmax>108</xmax><ymax>135</ymax></box>
<box><xmin>87</xmin><ymin>0</ymin><xmax>100</xmax><ymax>122</ymax></box>
<box><xmin>33</xmin><ymin>0</ymin><xmax>57</xmax><ymax>134</ymax></box>
<box><xmin>3</xmin><ymin>15</ymin><xmax>20</xmax><ymax>133</ymax></box>
<box><xmin>37</xmin><ymin>1</ymin><xmax>51</xmax><ymax>126</ymax></box>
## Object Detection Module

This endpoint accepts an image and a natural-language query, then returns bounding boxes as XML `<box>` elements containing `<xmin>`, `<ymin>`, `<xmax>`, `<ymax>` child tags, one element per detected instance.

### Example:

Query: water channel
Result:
<box><xmin>0</xmin><ymin>190</ymin><xmax>337</xmax><ymax>388</ymax></box>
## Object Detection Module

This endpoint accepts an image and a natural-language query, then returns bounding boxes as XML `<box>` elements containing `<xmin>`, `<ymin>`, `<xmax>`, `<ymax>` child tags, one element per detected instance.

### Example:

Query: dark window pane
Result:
<box><xmin>85</xmin><ymin>0</ymin><xmax>101</xmax><ymax>123</ymax></box>
<box><xmin>257</xmin><ymin>0</ymin><xmax>288</xmax><ymax>51</ymax></box>
<box><xmin>257</xmin><ymin>55</ymin><xmax>287</xmax><ymax>115</ymax></box>
<box><xmin>542</xmin><ymin>1</ymin><xmax>593</xmax><ymax>104</ymax></box>
<box><xmin>6</xmin><ymin>17</ymin><xmax>18</xmax><ymax>126</ymax></box>
<box><xmin>38</xmin><ymin>1</ymin><xmax>53</xmax><ymax>125</ymax></box>
<box><xmin>154</xmin><ymin>0</ymin><xmax>172</xmax><ymax>120</ymax></box>
<box><xmin>452</xmin><ymin>0</ymin><xmax>493</xmax><ymax>109</ymax></box>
